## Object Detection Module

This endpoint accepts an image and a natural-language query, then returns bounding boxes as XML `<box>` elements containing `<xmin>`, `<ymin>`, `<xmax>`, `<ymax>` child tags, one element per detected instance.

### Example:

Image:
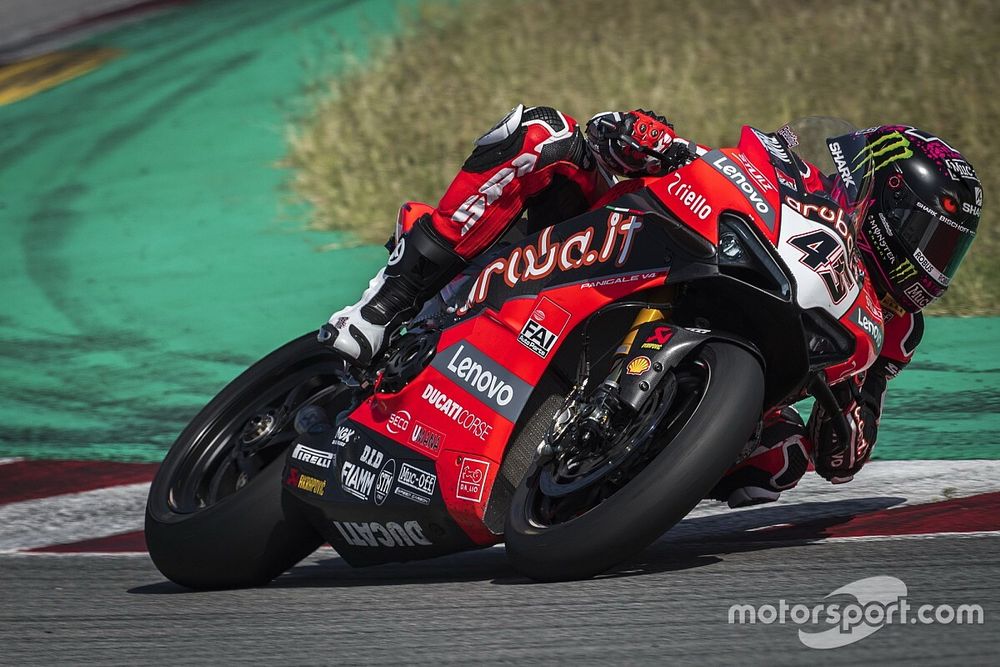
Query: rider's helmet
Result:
<box><xmin>855</xmin><ymin>125</ymin><xmax>982</xmax><ymax>315</ymax></box>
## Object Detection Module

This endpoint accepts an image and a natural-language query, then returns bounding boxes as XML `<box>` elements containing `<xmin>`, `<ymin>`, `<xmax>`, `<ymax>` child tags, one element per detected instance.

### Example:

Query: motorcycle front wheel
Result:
<box><xmin>504</xmin><ymin>341</ymin><xmax>764</xmax><ymax>581</ymax></box>
<box><xmin>145</xmin><ymin>333</ymin><xmax>350</xmax><ymax>590</ymax></box>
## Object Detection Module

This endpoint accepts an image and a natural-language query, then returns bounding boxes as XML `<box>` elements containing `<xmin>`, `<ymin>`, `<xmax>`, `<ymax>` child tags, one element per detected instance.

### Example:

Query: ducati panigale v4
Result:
<box><xmin>146</xmin><ymin>117</ymin><xmax>884</xmax><ymax>588</ymax></box>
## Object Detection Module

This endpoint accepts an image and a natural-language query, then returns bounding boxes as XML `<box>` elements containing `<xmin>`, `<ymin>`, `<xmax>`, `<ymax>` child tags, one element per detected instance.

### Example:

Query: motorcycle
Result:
<box><xmin>145</xmin><ymin>117</ymin><xmax>883</xmax><ymax>588</ymax></box>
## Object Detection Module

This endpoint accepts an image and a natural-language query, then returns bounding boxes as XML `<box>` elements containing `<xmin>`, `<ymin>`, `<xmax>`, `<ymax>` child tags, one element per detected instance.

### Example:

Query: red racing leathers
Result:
<box><xmin>415</xmin><ymin>104</ymin><xmax>924</xmax><ymax>504</ymax></box>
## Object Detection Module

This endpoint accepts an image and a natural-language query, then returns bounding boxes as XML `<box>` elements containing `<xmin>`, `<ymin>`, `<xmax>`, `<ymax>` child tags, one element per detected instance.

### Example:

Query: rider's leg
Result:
<box><xmin>319</xmin><ymin>214</ymin><xmax>463</xmax><ymax>365</ymax></box>
<box><xmin>709</xmin><ymin>406</ymin><xmax>814</xmax><ymax>509</ymax></box>
<box><xmin>320</xmin><ymin>104</ymin><xmax>607</xmax><ymax>365</ymax></box>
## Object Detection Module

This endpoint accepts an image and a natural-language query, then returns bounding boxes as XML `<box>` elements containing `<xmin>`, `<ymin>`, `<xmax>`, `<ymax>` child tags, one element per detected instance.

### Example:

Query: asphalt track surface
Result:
<box><xmin>1</xmin><ymin>534</ymin><xmax>997</xmax><ymax>665</ymax></box>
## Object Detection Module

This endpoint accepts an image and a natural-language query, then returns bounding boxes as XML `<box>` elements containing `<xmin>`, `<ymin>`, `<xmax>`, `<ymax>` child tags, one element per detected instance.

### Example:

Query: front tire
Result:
<box><xmin>504</xmin><ymin>342</ymin><xmax>763</xmax><ymax>581</ymax></box>
<box><xmin>145</xmin><ymin>334</ymin><xmax>349</xmax><ymax>590</ymax></box>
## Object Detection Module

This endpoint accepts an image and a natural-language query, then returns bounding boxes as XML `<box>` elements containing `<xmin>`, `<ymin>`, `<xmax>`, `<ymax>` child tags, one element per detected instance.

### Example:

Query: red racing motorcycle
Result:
<box><xmin>145</xmin><ymin>117</ymin><xmax>884</xmax><ymax>588</ymax></box>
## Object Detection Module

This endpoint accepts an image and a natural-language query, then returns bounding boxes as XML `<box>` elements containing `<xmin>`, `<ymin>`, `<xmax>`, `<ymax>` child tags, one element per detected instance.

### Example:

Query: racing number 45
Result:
<box><xmin>788</xmin><ymin>229</ymin><xmax>856</xmax><ymax>303</ymax></box>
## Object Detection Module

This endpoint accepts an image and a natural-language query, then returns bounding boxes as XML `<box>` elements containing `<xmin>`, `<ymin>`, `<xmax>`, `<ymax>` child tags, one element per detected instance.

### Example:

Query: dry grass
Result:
<box><xmin>285</xmin><ymin>0</ymin><xmax>1000</xmax><ymax>315</ymax></box>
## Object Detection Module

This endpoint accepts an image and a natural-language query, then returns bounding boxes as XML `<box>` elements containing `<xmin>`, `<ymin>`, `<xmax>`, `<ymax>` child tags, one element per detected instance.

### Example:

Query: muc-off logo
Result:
<box><xmin>944</xmin><ymin>159</ymin><xmax>977</xmax><ymax>182</ymax></box>
<box><xmin>398</xmin><ymin>462</ymin><xmax>437</xmax><ymax>496</ymax></box>
<box><xmin>857</xmin><ymin>132</ymin><xmax>913</xmax><ymax>173</ymax></box>
<box><xmin>394</xmin><ymin>460</ymin><xmax>436</xmax><ymax>505</ymax></box>
<box><xmin>903</xmin><ymin>282</ymin><xmax>934</xmax><ymax>308</ymax></box>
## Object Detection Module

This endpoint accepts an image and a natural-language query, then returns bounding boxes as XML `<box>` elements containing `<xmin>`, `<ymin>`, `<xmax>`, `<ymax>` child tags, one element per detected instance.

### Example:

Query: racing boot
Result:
<box><xmin>318</xmin><ymin>214</ymin><xmax>465</xmax><ymax>366</ymax></box>
<box><xmin>709</xmin><ymin>406</ymin><xmax>813</xmax><ymax>509</ymax></box>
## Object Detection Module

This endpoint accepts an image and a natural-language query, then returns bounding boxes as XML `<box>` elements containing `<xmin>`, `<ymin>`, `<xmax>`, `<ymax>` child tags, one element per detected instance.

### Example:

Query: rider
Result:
<box><xmin>318</xmin><ymin>105</ymin><xmax>983</xmax><ymax>508</ymax></box>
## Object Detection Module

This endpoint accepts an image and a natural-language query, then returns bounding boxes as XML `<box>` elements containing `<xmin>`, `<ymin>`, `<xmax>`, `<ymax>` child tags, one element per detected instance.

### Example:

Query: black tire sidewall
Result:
<box><xmin>144</xmin><ymin>456</ymin><xmax>322</xmax><ymax>589</ymax></box>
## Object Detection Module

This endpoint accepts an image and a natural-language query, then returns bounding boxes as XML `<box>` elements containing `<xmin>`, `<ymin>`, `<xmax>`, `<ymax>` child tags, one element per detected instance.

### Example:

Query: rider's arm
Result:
<box><xmin>429</xmin><ymin>105</ymin><xmax>607</xmax><ymax>258</ymax></box>
<box><xmin>585</xmin><ymin>109</ymin><xmax>698</xmax><ymax>178</ymax></box>
<box><xmin>808</xmin><ymin>312</ymin><xmax>924</xmax><ymax>483</ymax></box>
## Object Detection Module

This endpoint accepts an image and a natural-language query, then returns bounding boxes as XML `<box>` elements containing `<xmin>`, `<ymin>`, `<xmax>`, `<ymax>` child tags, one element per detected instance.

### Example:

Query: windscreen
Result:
<box><xmin>773</xmin><ymin>116</ymin><xmax>874</xmax><ymax>226</ymax></box>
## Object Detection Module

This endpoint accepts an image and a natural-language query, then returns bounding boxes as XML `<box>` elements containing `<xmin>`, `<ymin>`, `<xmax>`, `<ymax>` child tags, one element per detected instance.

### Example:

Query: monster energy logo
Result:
<box><xmin>889</xmin><ymin>259</ymin><xmax>918</xmax><ymax>283</ymax></box>
<box><xmin>856</xmin><ymin>131</ymin><xmax>914</xmax><ymax>173</ymax></box>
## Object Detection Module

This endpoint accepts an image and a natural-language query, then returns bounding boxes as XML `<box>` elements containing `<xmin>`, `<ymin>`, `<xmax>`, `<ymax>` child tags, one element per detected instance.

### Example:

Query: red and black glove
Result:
<box><xmin>585</xmin><ymin>109</ymin><xmax>687</xmax><ymax>177</ymax></box>
<box><xmin>807</xmin><ymin>370</ymin><xmax>887</xmax><ymax>483</ymax></box>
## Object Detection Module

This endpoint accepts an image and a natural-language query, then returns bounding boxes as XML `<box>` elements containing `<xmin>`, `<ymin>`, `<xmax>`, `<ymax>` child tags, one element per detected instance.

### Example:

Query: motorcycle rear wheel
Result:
<box><xmin>504</xmin><ymin>342</ymin><xmax>763</xmax><ymax>581</ymax></box>
<box><xmin>145</xmin><ymin>333</ymin><xmax>348</xmax><ymax>590</ymax></box>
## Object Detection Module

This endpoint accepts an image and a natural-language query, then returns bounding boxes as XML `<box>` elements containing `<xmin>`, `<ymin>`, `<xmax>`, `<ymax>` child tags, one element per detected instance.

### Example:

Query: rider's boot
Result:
<box><xmin>318</xmin><ymin>214</ymin><xmax>465</xmax><ymax>366</ymax></box>
<box><xmin>709</xmin><ymin>406</ymin><xmax>812</xmax><ymax>509</ymax></box>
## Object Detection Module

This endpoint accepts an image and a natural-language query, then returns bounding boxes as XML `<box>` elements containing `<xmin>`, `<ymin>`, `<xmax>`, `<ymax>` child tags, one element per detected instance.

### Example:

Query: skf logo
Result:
<box><xmin>626</xmin><ymin>356</ymin><xmax>651</xmax><ymax>376</ymax></box>
<box><xmin>856</xmin><ymin>132</ymin><xmax>913</xmax><ymax>173</ymax></box>
<box><xmin>889</xmin><ymin>259</ymin><xmax>918</xmax><ymax>283</ymax></box>
<box><xmin>518</xmin><ymin>297</ymin><xmax>571</xmax><ymax>358</ymax></box>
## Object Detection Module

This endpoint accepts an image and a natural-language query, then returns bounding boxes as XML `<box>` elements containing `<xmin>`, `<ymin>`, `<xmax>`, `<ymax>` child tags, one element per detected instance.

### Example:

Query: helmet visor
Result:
<box><xmin>893</xmin><ymin>201</ymin><xmax>976</xmax><ymax>284</ymax></box>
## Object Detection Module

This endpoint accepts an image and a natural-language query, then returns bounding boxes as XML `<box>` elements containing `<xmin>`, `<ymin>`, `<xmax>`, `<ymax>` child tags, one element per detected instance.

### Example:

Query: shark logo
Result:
<box><xmin>856</xmin><ymin>131</ymin><xmax>913</xmax><ymax>173</ymax></box>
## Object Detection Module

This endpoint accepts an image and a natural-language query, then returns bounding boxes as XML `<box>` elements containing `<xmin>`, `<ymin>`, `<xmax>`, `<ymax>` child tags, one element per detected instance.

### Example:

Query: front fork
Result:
<box><xmin>614</xmin><ymin>286</ymin><xmax>675</xmax><ymax>358</ymax></box>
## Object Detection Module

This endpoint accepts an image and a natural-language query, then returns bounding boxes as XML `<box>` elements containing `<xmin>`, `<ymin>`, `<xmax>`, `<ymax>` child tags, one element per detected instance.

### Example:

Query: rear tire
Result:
<box><xmin>145</xmin><ymin>457</ymin><xmax>322</xmax><ymax>590</ymax></box>
<box><xmin>504</xmin><ymin>342</ymin><xmax>763</xmax><ymax>581</ymax></box>
<box><xmin>145</xmin><ymin>334</ymin><xmax>347</xmax><ymax>590</ymax></box>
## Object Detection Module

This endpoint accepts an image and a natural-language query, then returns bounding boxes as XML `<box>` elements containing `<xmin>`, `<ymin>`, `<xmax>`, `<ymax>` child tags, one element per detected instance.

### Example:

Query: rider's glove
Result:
<box><xmin>807</xmin><ymin>373</ymin><xmax>878</xmax><ymax>484</ymax></box>
<box><xmin>585</xmin><ymin>109</ymin><xmax>687</xmax><ymax>177</ymax></box>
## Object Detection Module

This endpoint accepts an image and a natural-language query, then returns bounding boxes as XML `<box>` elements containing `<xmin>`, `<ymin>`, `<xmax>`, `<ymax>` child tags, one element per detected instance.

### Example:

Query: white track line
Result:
<box><xmin>1</xmin><ymin>460</ymin><xmax>998</xmax><ymax>553</ymax></box>
<box><xmin>669</xmin><ymin>460</ymin><xmax>1000</xmax><ymax>542</ymax></box>
<box><xmin>0</xmin><ymin>458</ymin><xmax>24</xmax><ymax>466</ymax></box>
<box><xmin>0</xmin><ymin>482</ymin><xmax>149</xmax><ymax>552</ymax></box>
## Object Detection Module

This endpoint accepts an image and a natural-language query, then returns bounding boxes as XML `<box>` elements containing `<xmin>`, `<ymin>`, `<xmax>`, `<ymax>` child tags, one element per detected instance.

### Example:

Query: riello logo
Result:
<box><xmin>457</xmin><ymin>211</ymin><xmax>643</xmax><ymax>314</ymax></box>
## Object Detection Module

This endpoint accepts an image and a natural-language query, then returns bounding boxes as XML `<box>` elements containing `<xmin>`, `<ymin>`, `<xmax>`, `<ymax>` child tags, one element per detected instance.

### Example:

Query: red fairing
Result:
<box><xmin>879</xmin><ymin>311</ymin><xmax>921</xmax><ymax>365</ymax></box>
<box><xmin>429</xmin><ymin>108</ymin><xmax>607</xmax><ymax>258</ymax></box>
<box><xmin>646</xmin><ymin>142</ymin><xmax>784</xmax><ymax>246</ymax></box>
<box><xmin>824</xmin><ymin>279</ymin><xmax>886</xmax><ymax>383</ymax></box>
<box><xmin>349</xmin><ymin>262</ymin><xmax>668</xmax><ymax>546</ymax></box>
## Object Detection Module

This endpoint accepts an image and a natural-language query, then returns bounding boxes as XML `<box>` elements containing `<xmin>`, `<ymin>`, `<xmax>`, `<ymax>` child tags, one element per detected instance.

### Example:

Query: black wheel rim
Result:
<box><xmin>528</xmin><ymin>359</ymin><xmax>711</xmax><ymax>528</ymax></box>
<box><xmin>164</xmin><ymin>353</ymin><xmax>350</xmax><ymax>515</ymax></box>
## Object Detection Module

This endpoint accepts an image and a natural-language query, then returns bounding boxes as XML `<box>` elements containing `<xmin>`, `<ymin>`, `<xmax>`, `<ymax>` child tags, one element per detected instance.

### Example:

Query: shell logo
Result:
<box><xmin>626</xmin><ymin>356</ymin><xmax>652</xmax><ymax>376</ymax></box>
